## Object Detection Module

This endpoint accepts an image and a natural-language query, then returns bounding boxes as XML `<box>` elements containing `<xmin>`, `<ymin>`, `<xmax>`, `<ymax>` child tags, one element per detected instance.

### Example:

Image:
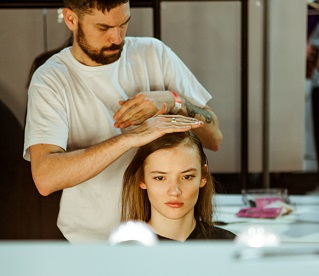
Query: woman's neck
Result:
<box><xmin>149</xmin><ymin>214</ymin><xmax>196</xmax><ymax>242</ymax></box>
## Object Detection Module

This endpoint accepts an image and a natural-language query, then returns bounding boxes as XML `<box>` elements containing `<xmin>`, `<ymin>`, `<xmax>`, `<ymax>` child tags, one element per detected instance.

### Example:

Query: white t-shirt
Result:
<box><xmin>24</xmin><ymin>37</ymin><xmax>212</xmax><ymax>242</ymax></box>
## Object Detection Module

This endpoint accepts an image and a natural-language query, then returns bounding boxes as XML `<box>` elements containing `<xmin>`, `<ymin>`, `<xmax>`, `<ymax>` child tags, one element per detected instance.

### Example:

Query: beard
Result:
<box><xmin>76</xmin><ymin>23</ymin><xmax>124</xmax><ymax>65</ymax></box>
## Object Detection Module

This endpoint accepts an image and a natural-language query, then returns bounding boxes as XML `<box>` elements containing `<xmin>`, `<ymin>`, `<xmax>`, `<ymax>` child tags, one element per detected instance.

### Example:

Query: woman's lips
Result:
<box><xmin>165</xmin><ymin>201</ymin><xmax>184</xmax><ymax>208</ymax></box>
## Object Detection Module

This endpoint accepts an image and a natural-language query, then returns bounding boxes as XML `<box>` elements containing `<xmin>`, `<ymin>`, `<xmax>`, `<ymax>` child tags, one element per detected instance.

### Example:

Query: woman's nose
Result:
<box><xmin>167</xmin><ymin>181</ymin><xmax>182</xmax><ymax>196</ymax></box>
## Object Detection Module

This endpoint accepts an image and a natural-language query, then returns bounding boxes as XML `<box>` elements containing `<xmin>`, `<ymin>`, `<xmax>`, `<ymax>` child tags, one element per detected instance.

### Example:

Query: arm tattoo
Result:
<box><xmin>185</xmin><ymin>99</ymin><xmax>215</xmax><ymax>125</ymax></box>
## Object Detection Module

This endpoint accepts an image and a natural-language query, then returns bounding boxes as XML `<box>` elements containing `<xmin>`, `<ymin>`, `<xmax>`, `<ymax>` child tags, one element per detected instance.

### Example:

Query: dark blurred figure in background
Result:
<box><xmin>306</xmin><ymin>1</ymin><xmax>319</xmax><ymax>192</ymax></box>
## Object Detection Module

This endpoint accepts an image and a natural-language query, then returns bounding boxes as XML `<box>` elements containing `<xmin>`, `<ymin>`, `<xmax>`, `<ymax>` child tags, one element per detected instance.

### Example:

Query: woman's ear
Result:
<box><xmin>200</xmin><ymin>177</ymin><xmax>207</xmax><ymax>188</ymax></box>
<box><xmin>63</xmin><ymin>8</ymin><xmax>78</xmax><ymax>31</ymax></box>
<box><xmin>139</xmin><ymin>181</ymin><xmax>147</xmax><ymax>190</ymax></box>
<box><xmin>200</xmin><ymin>164</ymin><xmax>209</xmax><ymax>188</ymax></box>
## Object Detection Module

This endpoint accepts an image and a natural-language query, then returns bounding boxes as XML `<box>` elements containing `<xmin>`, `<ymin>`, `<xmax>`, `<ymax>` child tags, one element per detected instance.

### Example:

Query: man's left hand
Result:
<box><xmin>113</xmin><ymin>91</ymin><xmax>174</xmax><ymax>128</ymax></box>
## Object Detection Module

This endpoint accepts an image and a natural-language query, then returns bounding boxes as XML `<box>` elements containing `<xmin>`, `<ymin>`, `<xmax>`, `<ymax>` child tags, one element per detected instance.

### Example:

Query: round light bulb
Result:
<box><xmin>108</xmin><ymin>221</ymin><xmax>158</xmax><ymax>246</ymax></box>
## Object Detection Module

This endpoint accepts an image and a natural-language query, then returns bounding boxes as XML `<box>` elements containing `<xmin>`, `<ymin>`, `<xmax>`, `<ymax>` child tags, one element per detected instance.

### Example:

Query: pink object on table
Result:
<box><xmin>236</xmin><ymin>207</ymin><xmax>283</xmax><ymax>218</ymax></box>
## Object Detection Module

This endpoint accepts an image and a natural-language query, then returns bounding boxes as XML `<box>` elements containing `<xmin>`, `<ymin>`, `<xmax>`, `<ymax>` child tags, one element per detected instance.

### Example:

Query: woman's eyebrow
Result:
<box><xmin>149</xmin><ymin>168</ymin><xmax>198</xmax><ymax>174</ymax></box>
<box><xmin>181</xmin><ymin>168</ymin><xmax>197</xmax><ymax>173</ymax></box>
<box><xmin>150</xmin><ymin>171</ymin><xmax>167</xmax><ymax>174</ymax></box>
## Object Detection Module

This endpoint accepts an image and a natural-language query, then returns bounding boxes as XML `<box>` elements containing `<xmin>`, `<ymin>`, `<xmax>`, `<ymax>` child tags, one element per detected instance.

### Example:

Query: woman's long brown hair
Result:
<box><xmin>121</xmin><ymin>131</ymin><xmax>215</xmax><ymax>225</ymax></box>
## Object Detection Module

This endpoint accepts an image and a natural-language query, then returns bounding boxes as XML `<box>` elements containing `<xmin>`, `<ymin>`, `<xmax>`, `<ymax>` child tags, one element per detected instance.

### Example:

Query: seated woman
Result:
<box><xmin>121</xmin><ymin>131</ymin><xmax>235</xmax><ymax>241</ymax></box>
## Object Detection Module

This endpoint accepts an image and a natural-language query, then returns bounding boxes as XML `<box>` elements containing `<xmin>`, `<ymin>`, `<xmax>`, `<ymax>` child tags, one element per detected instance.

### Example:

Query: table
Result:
<box><xmin>0</xmin><ymin>194</ymin><xmax>318</xmax><ymax>276</ymax></box>
<box><xmin>1</xmin><ymin>241</ymin><xmax>319</xmax><ymax>276</ymax></box>
<box><xmin>214</xmin><ymin>194</ymin><xmax>319</xmax><ymax>244</ymax></box>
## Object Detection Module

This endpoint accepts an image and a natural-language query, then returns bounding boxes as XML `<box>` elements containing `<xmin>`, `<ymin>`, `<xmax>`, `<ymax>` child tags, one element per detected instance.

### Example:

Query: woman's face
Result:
<box><xmin>139</xmin><ymin>144</ymin><xmax>207</xmax><ymax>222</ymax></box>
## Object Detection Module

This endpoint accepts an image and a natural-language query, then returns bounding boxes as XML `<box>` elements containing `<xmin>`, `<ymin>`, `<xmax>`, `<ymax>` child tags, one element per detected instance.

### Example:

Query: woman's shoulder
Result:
<box><xmin>188</xmin><ymin>221</ymin><xmax>236</xmax><ymax>240</ymax></box>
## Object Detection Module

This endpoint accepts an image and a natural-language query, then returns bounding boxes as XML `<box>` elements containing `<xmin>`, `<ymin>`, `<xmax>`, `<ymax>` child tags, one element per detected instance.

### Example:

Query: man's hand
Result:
<box><xmin>113</xmin><ymin>91</ymin><xmax>223</xmax><ymax>151</ymax></box>
<box><xmin>126</xmin><ymin>112</ymin><xmax>204</xmax><ymax>148</ymax></box>
<box><xmin>113</xmin><ymin>91</ymin><xmax>175</xmax><ymax>128</ymax></box>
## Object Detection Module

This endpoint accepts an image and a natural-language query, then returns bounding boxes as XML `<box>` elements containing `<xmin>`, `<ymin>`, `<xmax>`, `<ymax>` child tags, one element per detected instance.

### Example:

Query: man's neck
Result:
<box><xmin>70</xmin><ymin>45</ymin><xmax>100</xmax><ymax>66</ymax></box>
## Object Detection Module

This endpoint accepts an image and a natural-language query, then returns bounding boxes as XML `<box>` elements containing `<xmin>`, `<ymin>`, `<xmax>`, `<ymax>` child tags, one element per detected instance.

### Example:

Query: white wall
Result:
<box><xmin>0</xmin><ymin>0</ymin><xmax>307</xmax><ymax>173</ymax></box>
<box><xmin>161</xmin><ymin>2</ymin><xmax>242</xmax><ymax>173</ymax></box>
<box><xmin>267</xmin><ymin>0</ymin><xmax>307</xmax><ymax>171</ymax></box>
<box><xmin>0</xmin><ymin>9</ymin><xmax>70</xmax><ymax>126</ymax></box>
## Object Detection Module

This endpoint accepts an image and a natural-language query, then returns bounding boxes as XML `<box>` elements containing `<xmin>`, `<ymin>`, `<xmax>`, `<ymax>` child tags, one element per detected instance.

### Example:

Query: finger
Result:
<box><xmin>130</xmin><ymin>117</ymin><xmax>204</xmax><ymax>147</ymax></box>
<box><xmin>116</xmin><ymin>109</ymin><xmax>148</xmax><ymax>128</ymax></box>
<box><xmin>124</xmin><ymin>103</ymin><xmax>166</xmax><ymax>127</ymax></box>
<box><xmin>114</xmin><ymin>102</ymin><xmax>152</xmax><ymax>128</ymax></box>
<box><xmin>154</xmin><ymin>103</ymin><xmax>167</xmax><ymax>117</ymax></box>
<box><xmin>122</xmin><ymin>103</ymin><xmax>144</xmax><ymax>121</ymax></box>
<box><xmin>129</xmin><ymin>105</ymin><xmax>166</xmax><ymax>127</ymax></box>
<box><xmin>130</xmin><ymin>111</ymin><xmax>155</xmax><ymax>126</ymax></box>
<box><xmin>113</xmin><ymin>94</ymin><xmax>145</xmax><ymax>120</ymax></box>
<box><xmin>154</xmin><ymin>119</ymin><xmax>203</xmax><ymax>136</ymax></box>
<box><xmin>163</xmin><ymin>115</ymin><xmax>199</xmax><ymax>122</ymax></box>
<box><xmin>115</xmin><ymin>96</ymin><xmax>162</xmax><ymax>128</ymax></box>
<box><xmin>168</xmin><ymin>120</ymin><xmax>203</xmax><ymax>129</ymax></box>
<box><xmin>147</xmin><ymin>115</ymin><xmax>202</xmax><ymax>127</ymax></box>
<box><xmin>163</xmin><ymin>116</ymin><xmax>204</xmax><ymax>128</ymax></box>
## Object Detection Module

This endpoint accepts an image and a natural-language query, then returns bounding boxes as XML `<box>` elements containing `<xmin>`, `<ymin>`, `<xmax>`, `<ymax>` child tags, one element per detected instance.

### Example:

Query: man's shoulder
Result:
<box><xmin>32</xmin><ymin>48</ymin><xmax>71</xmax><ymax>78</ymax></box>
<box><xmin>125</xmin><ymin>36</ymin><xmax>166</xmax><ymax>50</ymax></box>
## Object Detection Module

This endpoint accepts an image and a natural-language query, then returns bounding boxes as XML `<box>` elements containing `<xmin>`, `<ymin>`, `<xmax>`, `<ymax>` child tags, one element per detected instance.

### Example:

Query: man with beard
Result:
<box><xmin>24</xmin><ymin>0</ymin><xmax>223</xmax><ymax>242</ymax></box>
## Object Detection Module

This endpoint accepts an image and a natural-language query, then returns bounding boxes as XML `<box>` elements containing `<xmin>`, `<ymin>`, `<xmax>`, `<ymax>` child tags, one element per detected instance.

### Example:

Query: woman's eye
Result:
<box><xmin>154</xmin><ymin>176</ymin><xmax>165</xmax><ymax>181</ymax></box>
<box><xmin>183</xmin><ymin>175</ymin><xmax>195</xmax><ymax>180</ymax></box>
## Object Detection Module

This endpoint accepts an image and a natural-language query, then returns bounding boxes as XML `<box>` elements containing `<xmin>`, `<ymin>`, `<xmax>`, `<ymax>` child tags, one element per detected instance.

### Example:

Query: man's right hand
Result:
<box><xmin>126</xmin><ymin>112</ymin><xmax>204</xmax><ymax>148</ymax></box>
<box><xmin>113</xmin><ymin>91</ymin><xmax>175</xmax><ymax>129</ymax></box>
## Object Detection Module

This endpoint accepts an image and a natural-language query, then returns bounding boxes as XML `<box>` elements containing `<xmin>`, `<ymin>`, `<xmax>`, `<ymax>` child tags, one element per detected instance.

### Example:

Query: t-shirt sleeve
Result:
<box><xmin>23</xmin><ymin>75</ymin><xmax>68</xmax><ymax>161</ymax></box>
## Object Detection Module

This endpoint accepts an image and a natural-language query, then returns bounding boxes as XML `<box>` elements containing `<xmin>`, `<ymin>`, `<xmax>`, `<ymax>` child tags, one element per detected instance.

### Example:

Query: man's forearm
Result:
<box><xmin>30</xmin><ymin>134</ymin><xmax>132</xmax><ymax>196</ymax></box>
<box><xmin>177</xmin><ymin>98</ymin><xmax>222</xmax><ymax>151</ymax></box>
